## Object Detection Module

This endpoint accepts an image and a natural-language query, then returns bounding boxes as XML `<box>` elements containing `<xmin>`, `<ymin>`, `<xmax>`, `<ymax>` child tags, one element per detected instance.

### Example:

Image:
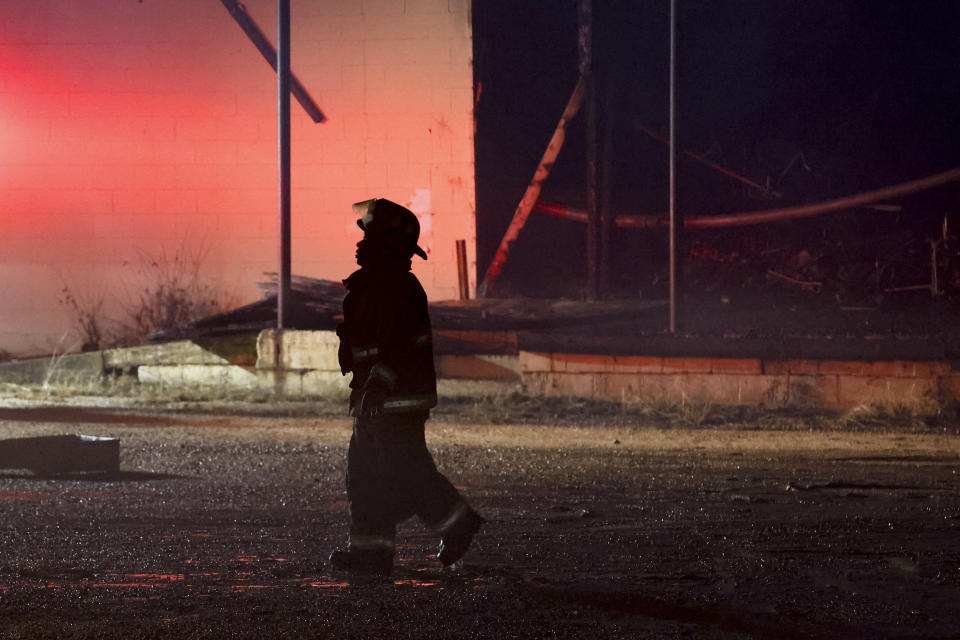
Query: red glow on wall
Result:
<box><xmin>0</xmin><ymin>0</ymin><xmax>476</xmax><ymax>356</ymax></box>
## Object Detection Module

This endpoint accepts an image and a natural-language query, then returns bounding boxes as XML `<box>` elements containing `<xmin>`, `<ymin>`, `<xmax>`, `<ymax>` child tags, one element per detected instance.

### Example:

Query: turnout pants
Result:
<box><xmin>346</xmin><ymin>411</ymin><xmax>464</xmax><ymax>552</ymax></box>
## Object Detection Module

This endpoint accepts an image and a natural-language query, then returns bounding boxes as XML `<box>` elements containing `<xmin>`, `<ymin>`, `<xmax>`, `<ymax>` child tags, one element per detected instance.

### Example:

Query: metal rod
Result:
<box><xmin>456</xmin><ymin>239</ymin><xmax>469</xmax><ymax>300</ymax></box>
<box><xmin>668</xmin><ymin>0</ymin><xmax>677</xmax><ymax>332</ymax></box>
<box><xmin>277</xmin><ymin>0</ymin><xmax>291</xmax><ymax>329</ymax></box>
<box><xmin>219</xmin><ymin>0</ymin><xmax>325</xmax><ymax>123</ymax></box>
<box><xmin>635</xmin><ymin>122</ymin><xmax>780</xmax><ymax>198</ymax></box>
<box><xmin>681</xmin><ymin>167</ymin><xmax>960</xmax><ymax>228</ymax></box>
<box><xmin>534</xmin><ymin>166</ymin><xmax>960</xmax><ymax>228</ymax></box>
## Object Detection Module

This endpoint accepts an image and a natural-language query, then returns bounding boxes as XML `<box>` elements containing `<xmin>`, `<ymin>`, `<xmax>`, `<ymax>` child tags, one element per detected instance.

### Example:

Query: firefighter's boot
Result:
<box><xmin>436</xmin><ymin>507</ymin><xmax>485</xmax><ymax>567</ymax></box>
<box><xmin>328</xmin><ymin>544</ymin><xmax>393</xmax><ymax>575</ymax></box>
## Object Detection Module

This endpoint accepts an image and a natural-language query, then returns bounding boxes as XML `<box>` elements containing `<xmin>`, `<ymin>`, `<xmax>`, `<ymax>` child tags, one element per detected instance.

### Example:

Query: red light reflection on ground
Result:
<box><xmin>21</xmin><ymin>567</ymin><xmax>463</xmax><ymax>593</ymax></box>
<box><xmin>0</xmin><ymin>490</ymin><xmax>110</xmax><ymax>500</ymax></box>
<box><xmin>0</xmin><ymin>492</ymin><xmax>37</xmax><ymax>500</ymax></box>
<box><xmin>393</xmin><ymin>579</ymin><xmax>438</xmax><ymax>587</ymax></box>
<box><xmin>91</xmin><ymin>573</ymin><xmax>184</xmax><ymax>588</ymax></box>
<box><xmin>306</xmin><ymin>580</ymin><xmax>350</xmax><ymax>589</ymax></box>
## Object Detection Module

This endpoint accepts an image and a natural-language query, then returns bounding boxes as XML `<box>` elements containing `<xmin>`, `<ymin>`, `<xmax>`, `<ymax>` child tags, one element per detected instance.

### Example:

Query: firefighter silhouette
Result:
<box><xmin>329</xmin><ymin>198</ymin><xmax>484</xmax><ymax>574</ymax></box>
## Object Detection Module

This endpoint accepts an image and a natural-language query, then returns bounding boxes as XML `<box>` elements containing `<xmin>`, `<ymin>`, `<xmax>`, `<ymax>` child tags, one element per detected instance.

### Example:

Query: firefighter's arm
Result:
<box><xmin>358</xmin><ymin>278</ymin><xmax>429</xmax><ymax>417</ymax></box>
<box><xmin>352</xmin><ymin>286</ymin><xmax>408</xmax><ymax>418</ymax></box>
<box><xmin>336</xmin><ymin>322</ymin><xmax>353</xmax><ymax>376</ymax></box>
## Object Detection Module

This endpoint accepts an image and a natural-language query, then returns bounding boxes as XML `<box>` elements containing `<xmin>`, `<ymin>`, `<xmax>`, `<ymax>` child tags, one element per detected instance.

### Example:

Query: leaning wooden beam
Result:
<box><xmin>477</xmin><ymin>76</ymin><xmax>587</xmax><ymax>297</ymax></box>
<box><xmin>534</xmin><ymin>166</ymin><xmax>960</xmax><ymax>230</ymax></box>
<box><xmin>219</xmin><ymin>0</ymin><xmax>325</xmax><ymax>123</ymax></box>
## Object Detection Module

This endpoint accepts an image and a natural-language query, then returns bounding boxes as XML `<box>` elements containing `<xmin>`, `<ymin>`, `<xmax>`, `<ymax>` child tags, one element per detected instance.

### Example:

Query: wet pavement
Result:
<box><xmin>0</xmin><ymin>406</ymin><xmax>958</xmax><ymax>638</ymax></box>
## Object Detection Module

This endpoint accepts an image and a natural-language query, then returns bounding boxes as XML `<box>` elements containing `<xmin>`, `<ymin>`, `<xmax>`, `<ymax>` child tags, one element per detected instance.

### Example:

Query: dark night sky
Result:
<box><xmin>473</xmin><ymin>0</ymin><xmax>960</xmax><ymax>295</ymax></box>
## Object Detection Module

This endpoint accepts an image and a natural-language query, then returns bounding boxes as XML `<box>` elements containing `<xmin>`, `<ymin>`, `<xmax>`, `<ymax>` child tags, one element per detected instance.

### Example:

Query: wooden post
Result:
<box><xmin>600</xmin><ymin>73</ymin><xmax>614</xmax><ymax>298</ymax></box>
<box><xmin>477</xmin><ymin>77</ymin><xmax>586</xmax><ymax>297</ymax></box>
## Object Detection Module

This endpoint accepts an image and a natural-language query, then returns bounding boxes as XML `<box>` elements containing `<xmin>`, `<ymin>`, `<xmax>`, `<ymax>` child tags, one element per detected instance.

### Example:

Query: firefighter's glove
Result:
<box><xmin>336</xmin><ymin>324</ymin><xmax>352</xmax><ymax>375</ymax></box>
<box><xmin>358</xmin><ymin>380</ymin><xmax>388</xmax><ymax>420</ymax></box>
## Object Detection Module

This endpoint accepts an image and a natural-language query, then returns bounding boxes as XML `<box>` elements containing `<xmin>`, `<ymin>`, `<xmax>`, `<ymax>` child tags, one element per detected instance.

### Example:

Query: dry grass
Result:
<box><xmin>1</xmin><ymin>376</ymin><xmax>957</xmax><ymax>434</ymax></box>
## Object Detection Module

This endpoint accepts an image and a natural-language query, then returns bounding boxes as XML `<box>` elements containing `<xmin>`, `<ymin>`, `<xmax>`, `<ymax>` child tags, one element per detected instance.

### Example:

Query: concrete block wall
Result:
<box><xmin>0</xmin><ymin>0</ymin><xmax>475</xmax><ymax>357</ymax></box>
<box><xmin>255</xmin><ymin>329</ymin><xmax>519</xmax><ymax>393</ymax></box>
<box><xmin>256</xmin><ymin>329</ymin><xmax>348</xmax><ymax>395</ymax></box>
<box><xmin>520</xmin><ymin>352</ymin><xmax>960</xmax><ymax>410</ymax></box>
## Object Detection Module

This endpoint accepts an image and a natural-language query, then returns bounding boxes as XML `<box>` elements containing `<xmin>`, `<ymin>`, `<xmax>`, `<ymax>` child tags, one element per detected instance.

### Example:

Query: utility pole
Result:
<box><xmin>277</xmin><ymin>0</ymin><xmax>291</xmax><ymax>329</ymax></box>
<box><xmin>668</xmin><ymin>0</ymin><xmax>678</xmax><ymax>332</ymax></box>
<box><xmin>580</xmin><ymin>0</ymin><xmax>601</xmax><ymax>300</ymax></box>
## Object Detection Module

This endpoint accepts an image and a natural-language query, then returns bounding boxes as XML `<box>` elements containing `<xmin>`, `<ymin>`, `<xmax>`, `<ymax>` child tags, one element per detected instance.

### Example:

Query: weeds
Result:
<box><xmin>58</xmin><ymin>241</ymin><xmax>231</xmax><ymax>351</ymax></box>
<box><xmin>41</xmin><ymin>333</ymin><xmax>84</xmax><ymax>389</ymax></box>
<box><xmin>838</xmin><ymin>401</ymin><xmax>945</xmax><ymax>431</ymax></box>
<box><xmin>1</xmin><ymin>374</ymin><xmax>957</xmax><ymax>433</ymax></box>
<box><xmin>58</xmin><ymin>286</ymin><xmax>107</xmax><ymax>352</ymax></box>
<box><xmin>119</xmin><ymin>243</ymin><xmax>227</xmax><ymax>342</ymax></box>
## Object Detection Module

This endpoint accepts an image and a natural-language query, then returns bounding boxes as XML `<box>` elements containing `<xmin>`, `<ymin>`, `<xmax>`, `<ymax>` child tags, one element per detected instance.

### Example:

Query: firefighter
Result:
<box><xmin>329</xmin><ymin>198</ymin><xmax>484</xmax><ymax>575</ymax></box>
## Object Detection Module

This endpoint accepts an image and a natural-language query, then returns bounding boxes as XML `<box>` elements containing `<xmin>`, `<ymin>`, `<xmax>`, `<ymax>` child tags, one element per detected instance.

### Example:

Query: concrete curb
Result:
<box><xmin>1</xmin><ymin>329</ymin><xmax>955</xmax><ymax>409</ymax></box>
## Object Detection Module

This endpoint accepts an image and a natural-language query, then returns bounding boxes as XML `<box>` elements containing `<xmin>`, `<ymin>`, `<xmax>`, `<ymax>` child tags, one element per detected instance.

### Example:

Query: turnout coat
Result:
<box><xmin>337</xmin><ymin>266</ymin><xmax>438</xmax><ymax>415</ymax></box>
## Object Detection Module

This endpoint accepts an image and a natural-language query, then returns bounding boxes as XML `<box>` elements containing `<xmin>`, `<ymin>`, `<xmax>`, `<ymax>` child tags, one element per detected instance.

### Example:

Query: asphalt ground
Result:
<box><xmin>0</xmin><ymin>404</ymin><xmax>958</xmax><ymax>639</ymax></box>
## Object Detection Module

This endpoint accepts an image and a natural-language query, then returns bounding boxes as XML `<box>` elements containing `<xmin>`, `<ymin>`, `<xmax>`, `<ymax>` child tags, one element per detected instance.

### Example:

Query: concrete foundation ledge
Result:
<box><xmin>139</xmin><ymin>365</ymin><xmax>259</xmax><ymax>388</ymax></box>
<box><xmin>520</xmin><ymin>351</ymin><xmax>959</xmax><ymax>410</ymax></box>
<box><xmin>256</xmin><ymin>330</ymin><xmax>339</xmax><ymax>371</ymax></box>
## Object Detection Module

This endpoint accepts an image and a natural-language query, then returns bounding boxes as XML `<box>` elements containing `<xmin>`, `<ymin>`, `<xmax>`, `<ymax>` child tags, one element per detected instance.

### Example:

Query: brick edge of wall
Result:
<box><xmin>519</xmin><ymin>351</ymin><xmax>959</xmax><ymax>410</ymax></box>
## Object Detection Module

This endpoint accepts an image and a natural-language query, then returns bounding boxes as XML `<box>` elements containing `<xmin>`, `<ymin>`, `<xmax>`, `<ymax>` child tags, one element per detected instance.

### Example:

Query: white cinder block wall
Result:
<box><xmin>0</xmin><ymin>0</ymin><xmax>475</xmax><ymax>357</ymax></box>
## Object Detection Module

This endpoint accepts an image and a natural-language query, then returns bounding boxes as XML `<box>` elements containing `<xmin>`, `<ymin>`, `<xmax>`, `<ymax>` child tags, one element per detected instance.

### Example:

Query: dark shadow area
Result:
<box><xmin>473</xmin><ymin>0</ymin><xmax>960</xmax><ymax>315</ymax></box>
<box><xmin>0</xmin><ymin>470</ymin><xmax>184</xmax><ymax>482</ymax></box>
<box><xmin>527</xmin><ymin>584</ymin><xmax>828</xmax><ymax>639</ymax></box>
<box><xmin>0</xmin><ymin>407</ymin><xmax>180</xmax><ymax>426</ymax></box>
<box><xmin>0</xmin><ymin>407</ymin><xmax>235</xmax><ymax>428</ymax></box>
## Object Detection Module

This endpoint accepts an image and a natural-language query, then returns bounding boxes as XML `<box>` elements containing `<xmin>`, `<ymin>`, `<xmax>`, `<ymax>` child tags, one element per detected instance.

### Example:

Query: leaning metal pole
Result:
<box><xmin>277</xmin><ymin>0</ymin><xmax>291</xmax><ymax>329</ymax></box>
<box><xmin>668</xmin><ymin>0</ymin><xmax>677</xmax><ymax>333</ymax></box>
<box><xmin>218</xmin><ymin>0</ymin><xmax>324</xmax><ymax>123</ymax></box>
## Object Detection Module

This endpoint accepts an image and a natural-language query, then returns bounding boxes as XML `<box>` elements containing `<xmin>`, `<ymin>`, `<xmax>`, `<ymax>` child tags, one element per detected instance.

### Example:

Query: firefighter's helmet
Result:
<box><xmin>352</xmin><ymin>198</ymin><xmax>427</xmax><ymax>260</ymax></box>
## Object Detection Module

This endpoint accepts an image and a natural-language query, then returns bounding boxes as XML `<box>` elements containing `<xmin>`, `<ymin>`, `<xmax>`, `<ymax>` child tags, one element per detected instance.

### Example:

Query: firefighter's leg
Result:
<box><xmin>388</xmin><ymin>414</ymin><xmax>485</xmax><ymax>566</ymax></box>
<box><xmin>329</xmin><ymin>419</ymin><xmax>395</xmax><ymax>574</ymax></box>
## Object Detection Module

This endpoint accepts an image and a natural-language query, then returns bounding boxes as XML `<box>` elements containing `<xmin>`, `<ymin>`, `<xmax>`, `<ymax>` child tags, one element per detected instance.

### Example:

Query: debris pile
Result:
<box><xmin>683</xmin><ymin>214</ymin><xmax>960</xmax><ymax>304</ymax></box>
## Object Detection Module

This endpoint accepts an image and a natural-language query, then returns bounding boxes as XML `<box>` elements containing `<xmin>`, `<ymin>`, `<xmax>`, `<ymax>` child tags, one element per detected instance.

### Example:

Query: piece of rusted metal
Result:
<box><xmin>456</xmin><ymin>239</ymin><xmax>470</xmax><ymax>300</ymax></box>
<box><xmin>219</xmin><ymin>0</ymin><xmax>325</xmax><ymax>123</ymax></box>
<box><xmin>477</xmin><ymin>76</ymin><xmax>586</xmax><ymax>297</ymax></box>
<box><xmin>0</xmin><ymin>435</ymin><xmax>119</xmax><ymax>475</ymax></box>
<box><xmin>636</xmin><ymin>124</ymin><xmax>782</xmax><ymax>199</ymax></box>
